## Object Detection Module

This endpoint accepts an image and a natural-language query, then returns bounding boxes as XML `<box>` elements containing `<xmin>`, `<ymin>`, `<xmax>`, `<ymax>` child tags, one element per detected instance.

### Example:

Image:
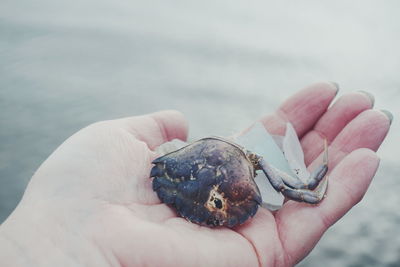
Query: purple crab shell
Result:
<box><xmin>150</xmin><ymin>137</ymin><xmax>262</xmax><ymax>227</ymax></box>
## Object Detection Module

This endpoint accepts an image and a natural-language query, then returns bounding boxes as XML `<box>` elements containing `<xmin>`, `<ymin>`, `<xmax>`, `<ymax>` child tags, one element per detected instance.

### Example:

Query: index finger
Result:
<box><xmin>259</xmin><ymin>82</ymin><xmax>338</xmax><ymax>137</ymax></box>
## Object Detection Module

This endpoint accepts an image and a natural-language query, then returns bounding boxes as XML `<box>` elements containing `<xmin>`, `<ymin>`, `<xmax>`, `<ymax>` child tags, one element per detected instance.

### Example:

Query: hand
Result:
<box><xmin>0</xmin><ymin>82</ymin><xmax>391</xmax><ymax>266</ymax></box>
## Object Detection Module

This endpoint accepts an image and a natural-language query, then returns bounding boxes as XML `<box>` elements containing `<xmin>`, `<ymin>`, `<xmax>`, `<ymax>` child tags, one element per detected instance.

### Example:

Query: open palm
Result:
<box><xmin>0</xmin><ymin>82</ymin><xmax>391</xmax><ymax>267</ymax></box>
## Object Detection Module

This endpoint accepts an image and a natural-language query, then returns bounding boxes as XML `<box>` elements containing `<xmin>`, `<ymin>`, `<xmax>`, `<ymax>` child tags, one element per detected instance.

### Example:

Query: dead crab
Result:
<box><xmin>150</xmin><ymin>137</ymin><xmax>328</xmax><ymax>227</ymax></box>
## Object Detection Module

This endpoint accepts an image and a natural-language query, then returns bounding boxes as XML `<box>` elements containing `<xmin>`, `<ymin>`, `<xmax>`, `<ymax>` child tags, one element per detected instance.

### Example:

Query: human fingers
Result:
<box><xmin>278</xmin><ymin>109</ymin><xmax>390</xmax><ymax>224</ymax></box>
<box><xmin>114</xmin><ymin>110</ymin><xmax>189</xmax><ymax>150</ymax></box>
<box><xmin>274</xmin><ymin>109</ymin><xmax>391</xmax><ymax>265</ymax></box>
<box><xmin>321</xmin><ymin>109</ymin><xmax>390</xmax><ymax>169</ymax></box>
<box><xmin>301</xmin><ymin>91</ymin><xmax>374</xmax><ymax>165</ymax></box>
<box><xmin>275</xmin><ymin>148</ymin><xmax>380</xmax><ymax>265</ymax></box>
<box><xmin>234</xmin><ymin>83</ymin><xmax>337</xmax><ymax>265</ymax></box>
<box><xmin>258</xmin><ymin>82</ymin><xmax>338</xmax><ymax>137</ymax></box>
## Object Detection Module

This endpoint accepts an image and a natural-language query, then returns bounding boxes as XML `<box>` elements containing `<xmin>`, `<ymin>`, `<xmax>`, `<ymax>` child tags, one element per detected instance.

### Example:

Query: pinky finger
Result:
<box><xmin>276</xmin><ymin>149</ymin><xmax>380</xmax><ymax>265</ymax></box>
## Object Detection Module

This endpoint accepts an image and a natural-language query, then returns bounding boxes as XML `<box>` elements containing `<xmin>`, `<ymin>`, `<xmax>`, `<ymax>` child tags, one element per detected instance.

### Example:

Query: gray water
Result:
<box><xmin>1</xmin><ymin>0</ymin><xmax>400</xmax><ymax>266</ymax></box>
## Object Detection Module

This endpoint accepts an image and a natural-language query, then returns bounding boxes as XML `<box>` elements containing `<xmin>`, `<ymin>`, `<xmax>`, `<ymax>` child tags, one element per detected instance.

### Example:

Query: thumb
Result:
<box><xmin>115</xmin><ymin>110</ymin><xmax>189</xmax><ymax>150</ymax></box>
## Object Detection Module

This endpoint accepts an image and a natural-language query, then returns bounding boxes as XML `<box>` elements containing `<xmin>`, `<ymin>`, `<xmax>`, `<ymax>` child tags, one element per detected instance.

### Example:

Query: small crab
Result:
<box><xmin>150</xmin><ymin>137</ymin><xmax>328</xmax><ymax>227</ymax></box>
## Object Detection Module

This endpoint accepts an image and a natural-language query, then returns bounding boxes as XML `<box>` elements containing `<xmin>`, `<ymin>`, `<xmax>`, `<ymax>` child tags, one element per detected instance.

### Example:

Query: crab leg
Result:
<box><xmin>258</xmin><ymin>140</ymin><xmax>329</xmax><ymax>204</ymax></box>
<box><xmin>263</xmin><ymin>139</ymin><xmax>328</xmax><ymax>190</ymax></box>
<box><xmin>280</xmin><ymin>186</ymin><xmax>327</xmax><ymax>204</ymax></box>
<box><xmin>259</xmin><ymin>160</ymin><xmax>327</xmax><ymax>204</ymax></box>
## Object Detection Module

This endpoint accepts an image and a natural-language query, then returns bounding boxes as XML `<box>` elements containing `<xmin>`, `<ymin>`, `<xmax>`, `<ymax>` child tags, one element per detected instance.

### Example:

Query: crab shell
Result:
<box><xmin>150</xmin><ymin>137</ymin><xmax>262</xmax><ymax>227</ymax></box>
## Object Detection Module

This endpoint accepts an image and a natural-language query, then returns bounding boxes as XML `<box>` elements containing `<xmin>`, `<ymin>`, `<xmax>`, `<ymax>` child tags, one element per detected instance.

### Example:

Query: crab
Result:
<box><xmin>150</xmin><ymin>136</ymin><xmax>328</xmax><ymax>227</ymax></box>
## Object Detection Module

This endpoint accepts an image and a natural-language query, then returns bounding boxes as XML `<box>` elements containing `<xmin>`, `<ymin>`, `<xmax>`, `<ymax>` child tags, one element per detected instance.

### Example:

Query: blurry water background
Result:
<box><xmin>1</xmin><ymin>0</ymin><xmax>399</xmax><ymax>266</ymax></box>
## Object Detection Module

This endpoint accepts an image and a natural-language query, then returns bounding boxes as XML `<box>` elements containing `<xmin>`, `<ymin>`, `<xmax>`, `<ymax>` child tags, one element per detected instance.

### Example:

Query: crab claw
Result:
<box><xmin>258</xmin><ymin>139</ymin><xmax>329</xmax><ymax>204</ymax></box>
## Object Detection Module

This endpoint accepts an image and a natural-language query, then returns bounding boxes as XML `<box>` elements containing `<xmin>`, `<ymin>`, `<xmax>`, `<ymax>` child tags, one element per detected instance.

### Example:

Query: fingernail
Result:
<box><xmin>380</xmin><ymin>109</ymin><xmax>393</xmax><ymax>125</ymax></box>
<box><xmin>358</xmin><ymin>90</ymin><xmax>375</xmax><ymax>107</ymax></box>
<box><xmin>329</xmin><ymin>81</ymin><xmax>340</xmax><ymax>95</ymax></box>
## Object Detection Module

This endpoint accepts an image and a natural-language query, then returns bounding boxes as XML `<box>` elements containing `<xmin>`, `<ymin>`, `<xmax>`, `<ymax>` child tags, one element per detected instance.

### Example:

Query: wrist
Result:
<box><xmin>0</xmin><ymin>207</ymin><xmax>38</xmax><ymax>266</ymax></box>
<box><xmin>0</xmin><ymin>202</ymin><xmax>64</xmax><ymax>267</ymax></box>
<box><xmin>0</xmin><ymin>200</ymin><xmax>109</xmax><ymax>267</ymax></box>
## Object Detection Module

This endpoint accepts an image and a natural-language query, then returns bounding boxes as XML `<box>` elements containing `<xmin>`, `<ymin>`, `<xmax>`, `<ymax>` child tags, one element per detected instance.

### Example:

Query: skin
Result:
<box><xmin>0</xmin><ymin>82</ymin><xmax>391</xmax><ymax>266</ymax></box>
